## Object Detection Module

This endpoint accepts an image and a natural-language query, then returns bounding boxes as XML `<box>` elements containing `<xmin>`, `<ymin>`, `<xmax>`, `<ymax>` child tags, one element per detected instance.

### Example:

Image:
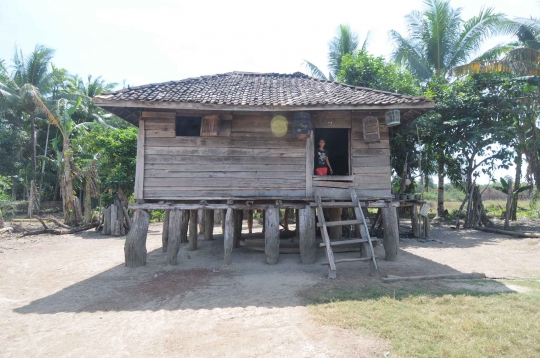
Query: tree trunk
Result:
<box><xmin>11</xmin><ymin>178</ymin><xmax>16</xmax><ymax>201</ymax></box>
<box><xmin>223</xmin><ymin>208</ymin><xmax>234</xmax><ymax>265</ymax></box>
<box><xmin>30</xmin><ymin>111</ymin><xmax>37</xmax><ymax>178</ymax></box>
<box><xmin>101</xmin><ymin>205</ymin><xmax>111</xmax><ymax>235</ymax></box>
<box><xmin>382</xmin><ymin>204</ymin><xmax>399</xmax><ymax>261</ymax></box>
<box><xmin>189</xmin><ymin>210</ymin><xmax>198</xmax><ymax>251</ymax></box>
<box><xmin>162</xmin><ymin>210</ymin><xmax>170</xmax><ymax>252</ymax></box>
<box><xmin>124</xmin><ymin>210</ymin><xmax>150</xmax><ymax>268</ymax></box>
<box><xmin>84</xmin><ymin>179</ymin><xmax>92</xmax><ymax>224</ymax></box>
<box><xmin>437</xmin><ymin>155</ymin><xmax>445</xmax><ymax>217</ymax></box>
<box><xmin>62</xmin><ymin>140</ymin><xmax>83</xmax><ymax>226</ymax></box>
<box><xmin>505</xmin><ymin>180</ymin><xmax>513</xmax><ymax>230</ymax></box>
<box><xmin>511</xmin><ymin>150</ymin><xmax>522</xmax><ymax>221</ymax></box>
<box><xmin>27</xmin><ymin>180</ymin><xmax>34</xmax><ymax>218</ymax></box>
<box><xmin>299</xmin><ymin>207</ymin><xmax>316</xmax><ymax>264</ymax></box>
<box><xmin>264</xmin><ymin>208</ymin><xmax>280</xmax><ymax>264</ymax></box>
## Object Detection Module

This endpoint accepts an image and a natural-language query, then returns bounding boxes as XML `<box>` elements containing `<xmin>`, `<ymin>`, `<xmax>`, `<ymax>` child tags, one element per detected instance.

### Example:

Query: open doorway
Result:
<box><xmin>314</xmin><ymin>128</ymin><xmax>350</xmax><ymax>176</ymax></box>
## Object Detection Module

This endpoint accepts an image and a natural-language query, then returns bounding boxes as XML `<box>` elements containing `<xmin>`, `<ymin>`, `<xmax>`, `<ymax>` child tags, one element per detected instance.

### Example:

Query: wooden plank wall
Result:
<box><xmin>143</xmin><ymin>112</ymin><xmax>306</xmax><ymax>199</ymax></box>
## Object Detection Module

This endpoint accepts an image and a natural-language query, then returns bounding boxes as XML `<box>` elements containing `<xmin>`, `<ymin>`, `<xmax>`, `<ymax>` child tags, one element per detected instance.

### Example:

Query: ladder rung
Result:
<box><xmin>322</xmin><ymin>257</ymin><xmax>372</xmax><ymax>265</ymax></box>
<box><xmin>319</xmin><ymin>238</ymin><xmax>380</xmax><ymax>247</ymax></box>
<box><xmin>318</xmin><ymin>220</ymin><xmax>363</xmax><ymax>228</ymax></box>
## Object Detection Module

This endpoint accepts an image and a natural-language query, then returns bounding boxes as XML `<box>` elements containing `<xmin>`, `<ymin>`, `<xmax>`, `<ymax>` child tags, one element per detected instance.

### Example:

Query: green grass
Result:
<box><xmin>304</xmin><ymin>279</ymin><xmax>540</xmax><ymax>357</ymax></box>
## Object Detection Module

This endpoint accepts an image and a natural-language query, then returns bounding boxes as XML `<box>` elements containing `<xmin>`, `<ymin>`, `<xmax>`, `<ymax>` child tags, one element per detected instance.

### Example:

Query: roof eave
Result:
<box><xmin>93</xmin><ymin>98</ymin><xmax>435</xmax><ymax>114</ymax></box>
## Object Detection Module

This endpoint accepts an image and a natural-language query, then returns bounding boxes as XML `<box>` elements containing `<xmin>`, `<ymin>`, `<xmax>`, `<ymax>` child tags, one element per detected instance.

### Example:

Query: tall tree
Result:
<box><xmin>389</xmin><ymin>0</ymin><xmax>509</xmax><ymax>217</ymax></box>
<box><xmin>304</xmin><ymin>24</ymin><xmax>369</xmax><ymax>80</ymax></box>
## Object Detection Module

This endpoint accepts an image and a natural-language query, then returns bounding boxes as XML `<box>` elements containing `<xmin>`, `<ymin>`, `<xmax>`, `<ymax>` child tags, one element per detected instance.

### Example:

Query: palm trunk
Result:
<box><xmin>62</xmin><ymin>139</ymin><xmax>83</xmax><ymax>226</ymax></box>
<box><xmin>84</xmin><ymin>176</ymin><xmax>92</xmax><ymax>224</ymax></box>
<box><xmin>437</xmin><ymin>154</ymin><xmax>445</xmax><ymax>217</ymax></box>
<box><xmin>511</xmin><ymin>150</ymin><xmax>522</xmax><ymax>221</ymax></box>
<box><xmin>30</xmin><ymin>111</ymin><xmax>37</xmax><ymax>177</ymax></box>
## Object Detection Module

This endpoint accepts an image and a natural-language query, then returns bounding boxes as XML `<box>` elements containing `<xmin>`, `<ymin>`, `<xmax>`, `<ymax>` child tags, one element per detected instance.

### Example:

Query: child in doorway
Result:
<box><xmin>315</xmin><ymin>139</ymin><xmax>333</xmax><ymax>176</ymax></box>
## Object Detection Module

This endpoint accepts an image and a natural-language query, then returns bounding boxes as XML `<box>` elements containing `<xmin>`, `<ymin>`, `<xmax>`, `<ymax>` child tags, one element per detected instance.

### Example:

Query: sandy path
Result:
<box><xmin>0</xmin><ymin>225</ymin><xmax>384</xmax><ymax>358</ymax></box>
<box><xmin>0</xmin><ymin>223</ymin><xmax>538</xmax><ymax>357</ymax></box>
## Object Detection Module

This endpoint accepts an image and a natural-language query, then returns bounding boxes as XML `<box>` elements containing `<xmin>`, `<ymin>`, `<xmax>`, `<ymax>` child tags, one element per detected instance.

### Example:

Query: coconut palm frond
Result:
<box><xmin>328</xmin><ymin>24</ymin><xmax>359</xmax><ymax>77</ymax></box>
<box><xmin>360</xmin><ymin>30</ymin><xmax>372</xmax><ymax>51</ymax></box>
<box><xmin>302</xmin><ymin>60</ymin><xmax>328</xmax><ymax>80</ymax></box>
<box><xmin>389</xmin><ymin>30</ymin><xmax>432</xmax><ymax>80</ymax></box>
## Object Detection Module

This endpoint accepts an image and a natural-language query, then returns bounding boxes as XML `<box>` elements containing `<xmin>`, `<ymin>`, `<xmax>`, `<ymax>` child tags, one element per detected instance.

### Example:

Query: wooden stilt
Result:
<box><xmin>328</xmin><ymin>208</ymin><xmax>342</xmax><ymax>239</ymax></box>
<box><xmin>424</xmin><ymin>216</ymin><xmax>431</xmax><ymax>238</ymax></box>
<box><xmin>295</xmin><ymin>209</ymin><xmax>300</xmax><ymax>238</ymax></box>
<box><xmin>382</xmin><ymin>204</ymin><xmax>399</xmax><ymax>261</ymax></box>
<box><xmin>283</xmin><ymin>208</ymin><xmax>290</xmax><ymax>231</ymax></box>
<box><xmin>204</xmin><ymin>209</ymin><xmax>214</xmax><ymax>240</ymax></box>
<box><xmin>110</xmin><ymin>203</ymin><xmax>118</xmax><ymax>236</ymax></box>
<box><xmin>124</xmin><ymin>209</ymin><xmax>150</xmax><ymax>268</ymax></box>
<box><xmin>162</xmin><ymin>209</ymin><xmax>170</xmax><ymax>252</ymax></box>
<box><xmin>167</xmin><ymin>209</ymin><xmax>182</xmax><ymax>265</ymax></box>
<box><xmin>198</xmin><ymin>209</ymin><xmax>205</xmax><ymax>234</ymax></box>
<box><xmin>180</xmin><ymin>210</ymin><xmax>189</xmax><ymax>243</ymax></box>
<box><xmin>224</xmin><ymin>208</ymin><xmax>234</xmax><ymax>265</ymax></box>
<box><xmin>221</xmin><ymin>209</ymin><xmax>226</xmax><ymax>233</ymax></box>
<box><xmin>299</xmin><ymin>207</ymin><xmax>316</xmax><ymax>264</ymax></box>
<box><xmin>265</xmin><ymin>207</ymin><xmax>280</xmax><ymax>265</ymax></box>
<box><xmin>262</xmin><ymin>210</ymin><xmax>266</xmax><ymax>234</ymax></box>
<box><xmin>247</xmin><ymin>210</ymin><xmax>253</xmax><ymax>234</ymax></box>
<box><xmin>233</xmin><ymin>209</ymin><xmax>242</xmax><ymax>248</ymax></box>
<box><xmin>411</xmin><ymin>205</ymin><xmax>420</xmax><ymax>238</ymax></box>
<box><xmin>188</xmin><ymin>209</ymin><xmax>198</xmax><ymax>251</ymax></box>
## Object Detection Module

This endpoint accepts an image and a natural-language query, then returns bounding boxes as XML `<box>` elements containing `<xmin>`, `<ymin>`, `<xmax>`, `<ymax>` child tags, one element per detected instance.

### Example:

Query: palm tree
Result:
<box><xmin>389</xmin><ymin>0</ymin><xmax>509</xmax><ymax>217</ymax></box>
<box><xmin>0</xmin><ymin>45</ymin><xmax>55</xmax><ymax>179</ymax></box>
<box><xmin>304</xmin><ymin>24</ymin><xmax>370</xmax><ymax>80</ymax></box>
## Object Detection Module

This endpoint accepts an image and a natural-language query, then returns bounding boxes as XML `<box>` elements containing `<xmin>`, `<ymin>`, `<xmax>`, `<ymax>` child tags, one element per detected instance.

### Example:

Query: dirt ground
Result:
<box><xmin>0</xmin><ymin>221</ymin><xmax>539</xmax><ymax>357</ymax></box>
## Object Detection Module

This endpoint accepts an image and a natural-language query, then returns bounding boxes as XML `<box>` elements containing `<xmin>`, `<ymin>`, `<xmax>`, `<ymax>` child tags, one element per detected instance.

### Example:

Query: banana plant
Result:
<box><xmin>493</xmin><ymin>177</ymin><xmax>532</xmax><ymax>195</ymax></box>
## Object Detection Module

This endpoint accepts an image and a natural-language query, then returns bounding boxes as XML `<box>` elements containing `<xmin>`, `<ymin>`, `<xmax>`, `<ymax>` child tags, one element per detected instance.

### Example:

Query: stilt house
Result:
<box><xmin>94</xmin><ymin>72</ymin><xmax>434</xmax><ymax>277</ymax></box>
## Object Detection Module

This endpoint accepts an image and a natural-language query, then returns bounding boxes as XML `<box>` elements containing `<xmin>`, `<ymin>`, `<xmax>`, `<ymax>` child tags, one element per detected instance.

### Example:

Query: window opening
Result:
<box><xmin>314</xmin><ymin>128</ymin><xmax>350</xmax><ymax>176</ymax></box>
<box><xmin>176</xmin><ymin>116</ymin><xmax>202</xmax><ymax>136</ymax></box>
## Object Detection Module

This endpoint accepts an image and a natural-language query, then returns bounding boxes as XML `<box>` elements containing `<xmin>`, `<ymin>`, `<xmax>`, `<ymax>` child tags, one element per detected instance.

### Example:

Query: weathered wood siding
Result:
<box><xmin>140</xmin><ymin>110</ymin><xmax>392</xmax><ymax>200</ymax></box>
<box><xmin>143</xmin><ymin>112</ymin><xmax>306</xmax><ymax>199</ymax></box>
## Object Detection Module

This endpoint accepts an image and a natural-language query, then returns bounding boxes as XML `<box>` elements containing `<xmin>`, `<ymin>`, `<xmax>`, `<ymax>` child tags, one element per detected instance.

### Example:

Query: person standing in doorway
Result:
<box><xmin>315</xmin><ymin>139</ymin><xmax>333</xmax><ymax>176</ymax></box>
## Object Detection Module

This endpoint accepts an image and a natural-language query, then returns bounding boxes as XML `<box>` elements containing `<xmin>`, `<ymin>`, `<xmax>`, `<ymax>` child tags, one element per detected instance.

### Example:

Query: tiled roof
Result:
<box><xmin>94</xmin><ymin>71</ymin><xmax>432</xmax><ymax>108</ymax></box>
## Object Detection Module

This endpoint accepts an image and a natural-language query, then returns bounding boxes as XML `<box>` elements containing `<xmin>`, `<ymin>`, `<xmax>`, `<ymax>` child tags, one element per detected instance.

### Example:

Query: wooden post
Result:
<box><xmin>180</xmin><ymin>210</ymin><xmax>189</xmax><ymax>244</ymax></box>
<box><xmin>382</xmin><ymin>204</ymin><xmax>399</xmax><ymax>261</ymax></box>
<box><xmin>265</xmin><ymin>208</ymin><xmax>280</xmax><ymax>265</ymax></box>
<box><xmin>295</xmin><ymin>209</ymin><xmax>300</xmax><ymax>238</ymax></box>
<box><xmin>204</xmin><ymin>209</ymin><xmax>214</xmax><ymax>240</ymax></box>
<box><xmin>233</xmin><ymin>209</ymin><xmax>242</xmax><ymax>248</ymax></box>
<box><xmin>221</xmin><ymin>209</ymin><xmax>226</xmax><ymax>233</ymax></box>
<box><xmin>167</xmin><ymin>209</ymin><xmax>182</xmax><ymax>265</ymax></box>
<box><xmin>283</xmin><ymin>208</ymin><xmax>290</xmax><ymax>231</ymax></box>
<box><xmin>299</xmin><ymin>207</ymin><xmax>316</xmax><ymax>264</ymax></box>
<box><xmin>262</xmin><ymin>210</ymin><xmax>266</xmax><ymax>234</ymax></box>
<box><xmin>223</xmin><ymin>208</ymin><xmax>234</xmax><ymax>265</ymax></box>
<box><xmin>504</xmin><ymin>180</ymin><xmax>513</xmax><ymax>230</ymax></box>
<box><xmin>328</xmin><ymin>208</ymin><xmax>342</xmax><ymax>240</ymax></box>
<box><xmin>411</xmin><ymin>205</ymin><xmax>420</xmax><ymax>238</ymax></box>
<box><xmin>162</xmin><ymin>209</ymin><xmax>170</xmax><ymax>252</ymax></box>
<box><xmin>102</xmin><ymin>206</ymin><xmax>111</xmax><ymax>235</ymax></box>
<box><xmin>424</xmin><ymin>216</ymin><xmax>431</xmax><ymax>238</ymax></box>
<box><xmin>180</xmin><ymin>210</ymin><xmax>189</xmax><ymax>243</ymax></box>
<box><xmin>306</xmin><ymin>131</ymin><xmax>314</xmax><ymax>197</ymax></box>
<box><xmin>198</xmin><ymin>209</ymin><xmax>205</xmax><ymax>234</ymax></box>
<box><xmin>124</xmin><ymin>209</ymin><xmax>150</xmax><ymax>268</ymax></box>
<box><xmin>188</xmin><ymin>209</ymin><xmax>198</xmax><ymax>251</ymax></box>
<box><xmin>247</xmin><ymin>210</ymin><xmax>253</xmax><ymax>234</ymax></box>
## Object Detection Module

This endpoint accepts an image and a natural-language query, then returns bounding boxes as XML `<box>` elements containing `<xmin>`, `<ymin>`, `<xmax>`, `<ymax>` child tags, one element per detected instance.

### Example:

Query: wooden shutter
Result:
<box><xmin>201</xmin><ymin>115</ymin><xmax>221</xmax><ymax>136</ymax></box>
<box><xmin>362</xmin><ymin>116</ymin><xmax>381</xmax><ymax>143</ymax></box>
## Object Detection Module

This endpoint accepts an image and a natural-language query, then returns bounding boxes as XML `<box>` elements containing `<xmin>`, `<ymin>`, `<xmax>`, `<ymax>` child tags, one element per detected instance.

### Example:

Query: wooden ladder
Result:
<box><xmin>314</xmin><ymin>187</ymin><xmax>379</xmax><ymax>279</ymax></box>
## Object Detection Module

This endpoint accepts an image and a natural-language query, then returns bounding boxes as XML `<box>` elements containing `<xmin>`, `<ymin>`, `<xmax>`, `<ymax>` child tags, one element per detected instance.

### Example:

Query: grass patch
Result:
<box><xmin>304</xmin><ymin>279</ymin><xmax>540</xmax><ymax>357</ymax></box>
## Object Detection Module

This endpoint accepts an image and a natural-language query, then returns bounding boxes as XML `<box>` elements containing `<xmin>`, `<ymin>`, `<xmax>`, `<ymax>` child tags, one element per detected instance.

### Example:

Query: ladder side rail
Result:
<box><xmin>349</xmin><ymin>188</ymin><xmax>379</xmax><ymax>272</ymax></box>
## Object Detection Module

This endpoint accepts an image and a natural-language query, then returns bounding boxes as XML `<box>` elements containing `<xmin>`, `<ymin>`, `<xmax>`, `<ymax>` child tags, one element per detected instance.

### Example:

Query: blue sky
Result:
<box><xmin>1</xmin><ymin>0</ymin><xmax>538</xmax><ymax>183</ymax></box>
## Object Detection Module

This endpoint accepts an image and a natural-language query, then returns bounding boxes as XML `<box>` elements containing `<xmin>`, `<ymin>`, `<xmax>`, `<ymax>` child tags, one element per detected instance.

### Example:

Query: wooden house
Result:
<box><xmin>94</xmin><ymin>72</ymin><xmax>434</xmax><ymax>277</ymax></box>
